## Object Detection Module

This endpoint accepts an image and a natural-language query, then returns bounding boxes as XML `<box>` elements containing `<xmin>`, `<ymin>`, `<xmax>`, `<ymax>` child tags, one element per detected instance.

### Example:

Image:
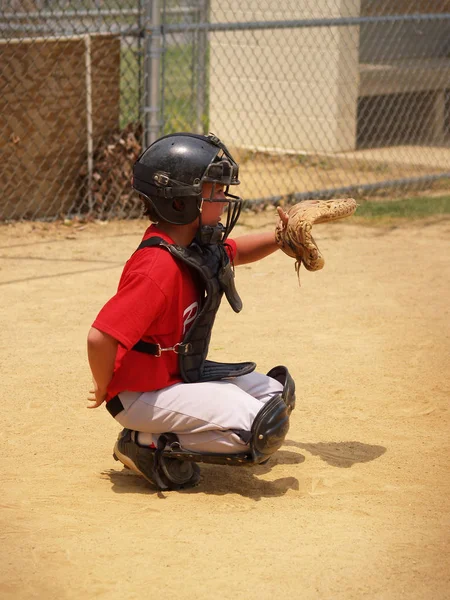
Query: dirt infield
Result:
<box><xmin>1</xmin><ymin>214</ymin><xmax>449</xmax><ymax>600</ymax></box>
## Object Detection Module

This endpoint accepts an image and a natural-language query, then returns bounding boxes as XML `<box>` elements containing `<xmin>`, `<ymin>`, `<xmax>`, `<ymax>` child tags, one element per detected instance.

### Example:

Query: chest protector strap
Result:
<box><xmin>133</xmin><ymin>236</ymin><xmax>256</xmax><ymax>383</ymax></box>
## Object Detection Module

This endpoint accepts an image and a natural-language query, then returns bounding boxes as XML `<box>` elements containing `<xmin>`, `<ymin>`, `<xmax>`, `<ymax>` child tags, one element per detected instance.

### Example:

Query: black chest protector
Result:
<box><xmin>132</xmin><ymin>236</ymin><xmax>256</xmax><ymax>383</ymax></box>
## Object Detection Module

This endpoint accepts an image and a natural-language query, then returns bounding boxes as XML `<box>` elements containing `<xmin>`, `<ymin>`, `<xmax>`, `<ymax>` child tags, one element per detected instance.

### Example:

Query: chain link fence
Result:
<box><xmin>1</xmin><ymin>0</ymin><xmax>450</xmax><ymax>220</ymax></box>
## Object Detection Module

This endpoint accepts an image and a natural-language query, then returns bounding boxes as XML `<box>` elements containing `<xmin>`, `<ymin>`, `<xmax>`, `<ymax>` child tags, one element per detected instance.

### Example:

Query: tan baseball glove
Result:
<box><xmin>275</xmin><ymin>198</ymin><xmax>357</xmax><ymax>278</ymax></box>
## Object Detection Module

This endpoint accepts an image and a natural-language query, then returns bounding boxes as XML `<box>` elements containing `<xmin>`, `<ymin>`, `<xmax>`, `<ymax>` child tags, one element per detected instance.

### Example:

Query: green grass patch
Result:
<box><xmin>354</xmin><ymin>195</ymin><xmax>450</xmax><ymax>221</ymax></box>
<box><xmin>162</xmin><ymin>44</ymin><xmax>209</xmax><ymax>134</ymax></box>
<box><xmin>162</xmin><ymin>45</ymin><xmax>197</xmax><ymax>134</ymax></box>
<box><xmin>119</xmin><ymin>44</ymin><xmax>209</xmax><ymax>134</ymax></box>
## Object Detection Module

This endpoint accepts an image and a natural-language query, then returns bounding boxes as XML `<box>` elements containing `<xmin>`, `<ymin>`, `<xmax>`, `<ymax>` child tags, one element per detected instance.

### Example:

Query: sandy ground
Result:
<box><xmin>1</xmin><ymin>213</ymin><xmax>449</xmax><ymax>600</ymax></box>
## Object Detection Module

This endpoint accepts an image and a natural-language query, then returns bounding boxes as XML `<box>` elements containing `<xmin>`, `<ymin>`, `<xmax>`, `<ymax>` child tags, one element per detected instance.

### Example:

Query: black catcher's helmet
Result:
<box><xmin>132</xmin><ymin>133</ymin><xmax>242</xmax><ymax>241</ymax></box>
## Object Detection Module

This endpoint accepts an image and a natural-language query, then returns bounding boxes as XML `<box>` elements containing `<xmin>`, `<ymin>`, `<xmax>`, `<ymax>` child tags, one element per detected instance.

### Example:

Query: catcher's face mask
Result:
<box><xmin>199</xmin><ymin>145</ymin><xmax>242</xmax><ymax>242</ymax></box>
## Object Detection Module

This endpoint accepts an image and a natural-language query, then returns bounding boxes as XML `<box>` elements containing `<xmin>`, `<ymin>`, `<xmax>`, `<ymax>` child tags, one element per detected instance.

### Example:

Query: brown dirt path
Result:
<box><xmin>0</xmin><ymin>214</ymin><xmax>449</xmax><ymax>599</ymax></box>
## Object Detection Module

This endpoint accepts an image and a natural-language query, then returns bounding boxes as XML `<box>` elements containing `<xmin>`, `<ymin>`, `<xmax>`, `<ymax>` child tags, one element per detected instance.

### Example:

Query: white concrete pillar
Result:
<box><xmin>209</xmin><ymin>1</ymin><xmax>361</xmax><ymax>153</ymax></box>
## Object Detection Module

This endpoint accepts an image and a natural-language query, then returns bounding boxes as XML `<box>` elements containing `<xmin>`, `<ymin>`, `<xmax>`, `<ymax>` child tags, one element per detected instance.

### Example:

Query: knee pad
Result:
<box><xmin>250</xmin><ymin>393</ymin><xmax>290</xmax><ymax>462</ymax></box>
<box><xmin>266</xmin><ymin>365</ymin><xmax>296</xmax><ymax>412</ymax></box>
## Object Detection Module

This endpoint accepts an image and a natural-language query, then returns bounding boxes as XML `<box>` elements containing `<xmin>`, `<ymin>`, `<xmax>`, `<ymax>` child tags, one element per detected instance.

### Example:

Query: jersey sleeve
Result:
<box><xmin>224</xmin><ymin>238</ymin><xmax>237</xmax><ymax>262</ymax></box>
<box><xmin>92</xmin><ymin>271</ymin><xmax>167</xmax><ymax>350</ymax></box>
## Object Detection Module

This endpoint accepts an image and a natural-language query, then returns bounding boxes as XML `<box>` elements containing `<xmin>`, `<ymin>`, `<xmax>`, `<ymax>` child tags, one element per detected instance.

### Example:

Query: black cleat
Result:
<box><xmin>113</xmin><ymin>429</ymin><xmax>200</xmax><ymax>491</ymax></box>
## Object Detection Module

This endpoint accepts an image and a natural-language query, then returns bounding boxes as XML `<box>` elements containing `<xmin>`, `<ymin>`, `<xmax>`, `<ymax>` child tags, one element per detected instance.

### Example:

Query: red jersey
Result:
<box><xmin>92</xmin><ymin>224</ymin><xmax>237</xmax><ymax>399</ymax></box>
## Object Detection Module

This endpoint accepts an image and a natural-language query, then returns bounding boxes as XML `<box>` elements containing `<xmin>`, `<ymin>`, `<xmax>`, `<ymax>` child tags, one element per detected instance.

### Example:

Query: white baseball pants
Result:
<box><xmin>114</xmin><ymin>371</ymin><xmax>283</xmax><ymax>454</ymax></box>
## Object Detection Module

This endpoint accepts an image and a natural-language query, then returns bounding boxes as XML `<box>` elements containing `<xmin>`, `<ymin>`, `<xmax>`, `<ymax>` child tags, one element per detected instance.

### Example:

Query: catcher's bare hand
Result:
<box><xmin>87</xmin><ymin>379</ymin><xmax>107</xmax><ymax>409</ymax></box>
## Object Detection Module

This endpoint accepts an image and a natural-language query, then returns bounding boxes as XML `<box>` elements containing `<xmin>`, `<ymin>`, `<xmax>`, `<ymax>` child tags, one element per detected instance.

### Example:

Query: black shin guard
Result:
<box><xmin>155</xmin><ymin>393</ymin><xmax>290</xmax><ymax>468</ymax></box>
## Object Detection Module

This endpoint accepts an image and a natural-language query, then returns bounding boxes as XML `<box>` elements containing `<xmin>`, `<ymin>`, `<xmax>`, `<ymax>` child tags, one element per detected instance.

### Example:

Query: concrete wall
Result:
<box><xmin>209</xmin><ymin>1</ymin><xmax>361</xmax><ymax>153</ymax></box>
<box><xmin>0</xmin><ymin>35</ymin><xmax>120</xmax><ymax>219</ymax></box>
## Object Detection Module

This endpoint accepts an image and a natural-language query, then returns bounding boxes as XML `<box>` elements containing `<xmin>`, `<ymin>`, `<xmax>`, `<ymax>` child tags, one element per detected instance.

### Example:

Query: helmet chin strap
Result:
<box><xmin>193</xmin><ymin>184</ymin><xmax>242</xmax><ymax>246</ymax></box>
<box><xmin>194</xmin><ymin>197</ymin><xmax>224</xmax><ymax>246</ymax></box>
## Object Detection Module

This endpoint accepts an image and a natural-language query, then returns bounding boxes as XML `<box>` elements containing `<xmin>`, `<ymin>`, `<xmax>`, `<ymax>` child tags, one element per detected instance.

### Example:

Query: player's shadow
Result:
<box><xmin>197</xmin><ymin>449</ymin><xmax>305</xmax><ymax>499</ymax></box>
<box><xmin>103</xmin><ymin>448</ymin><xmax>305</xmax><ymax>500</ymax></box>
<box><xmin>103</xmin><ymin>441</ymin><xmax>385</xmax><ymax>499</ymax></box>
<box><xmin>284</xmin><ymin>440</ymin><xmax>387</xmax><ymax>468</ymax></box>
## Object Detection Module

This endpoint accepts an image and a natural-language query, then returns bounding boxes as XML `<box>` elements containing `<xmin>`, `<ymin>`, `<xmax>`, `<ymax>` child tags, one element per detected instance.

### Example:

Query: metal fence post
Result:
<box><xmin>195</xmin><ymin>0</ymin><xmax>209</xmax><ymax>134</ymax></box>
<box><xmin>84</xmin><ymin>34</ymin><xmax>94</xmax><ymax>215</ymax></box>
<box><xmin>143</xmin><ymin>0</ymin><xmax>162</xmax><ymax>148</ymax></box>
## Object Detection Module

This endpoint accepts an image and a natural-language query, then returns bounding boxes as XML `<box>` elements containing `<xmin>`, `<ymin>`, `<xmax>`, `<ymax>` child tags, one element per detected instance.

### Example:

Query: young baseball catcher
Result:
<box><xmin>87</xmin><ymin>132</ymin><xmax>356</xmax><ymax>491</ymax></box>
